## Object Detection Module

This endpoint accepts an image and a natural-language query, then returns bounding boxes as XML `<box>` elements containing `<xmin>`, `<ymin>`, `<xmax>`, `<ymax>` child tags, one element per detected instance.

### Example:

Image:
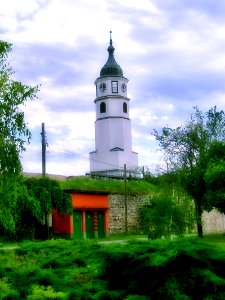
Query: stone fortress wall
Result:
<box><xmin>108</xmin><ymin>194</ymin><xmax>225</xmax><ymax>235</ymax></box>
<box><xmin>108</xmin><ymin>194</ymin><xmax>149</xmax><ymax>234</ymax></box>
<box><xmin>202</xmin><ymin>209</ymin><xmax>225</xmax><ymax>233</ymax></box>
<box><xmin>24</xmin><ymin>173</ymin><xmax>225</xmax><ymax>235</ymax></box>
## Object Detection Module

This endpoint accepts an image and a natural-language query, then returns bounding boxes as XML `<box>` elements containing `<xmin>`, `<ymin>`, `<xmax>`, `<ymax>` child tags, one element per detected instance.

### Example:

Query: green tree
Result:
<box><xmin>204</xmin><ymin>141</ymin><xmax>225</xmax><ymax>214</ymax></box>
<box><xmin>0</xmin><ymin>41</ymin><xmax>39</xmax><ymax>233</ymax></box>
<box><xmin>139</xmin><ymin>191</ymin><xmax>194</xmax><ymax>239</ymax></box>
<box><xmin>24</xmin><ymin>177</ymin><xmax>72</xmax><ymax>239</ymax></box>
<box><xmin>140</xmin><ymin>173</ymin><xmax>195</xmax><ymax>239</ymax></box>
<box><xmin>153</xmin><ymin>106</ymin><xmax>225</xmax><ymax>238</ymax></box>
<box><xmin>14</xmin><ymin>178</ymin><xmax>41</xmax><ymax>240</ymax></box>
<box><xmin>140</xmin><ymin>194</ymin><xmax>173</xmax><ymax>239</ymax></box>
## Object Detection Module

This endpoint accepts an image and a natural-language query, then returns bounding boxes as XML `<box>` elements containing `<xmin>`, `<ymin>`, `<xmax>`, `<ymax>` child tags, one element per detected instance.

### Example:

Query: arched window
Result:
<box><xmin>123</xmin><ymin>102</ymin><xmax>127</xmax><ymax>113</ymax></box>
<box><xmin>100</xmin><ymin>102</ymin><xmax>106</xmax><ymax>113</ymax></box>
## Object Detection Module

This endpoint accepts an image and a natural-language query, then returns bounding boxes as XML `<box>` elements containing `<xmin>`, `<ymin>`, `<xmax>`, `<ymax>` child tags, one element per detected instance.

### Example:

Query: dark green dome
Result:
<box><xmin>100</xmin><ymin>36</ymin><xmax>123</xmax><ymax>77</ymax></box>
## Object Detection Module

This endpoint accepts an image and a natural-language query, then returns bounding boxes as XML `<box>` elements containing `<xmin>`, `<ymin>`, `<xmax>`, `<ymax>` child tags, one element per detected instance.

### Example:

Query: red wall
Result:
<box><xmin>52</xmin><ymin>193</ymin><xmax>109</xmax><ymax>236</ymax></box>
<box><xmin>52</xmin><ymin>209</ymin><xmax>73</xmax><ymax>234</ymax></box>
<box><xmin>72</xmin><ymin>193</ymin><xmax>108</xmax><ymax>209</ymax></box>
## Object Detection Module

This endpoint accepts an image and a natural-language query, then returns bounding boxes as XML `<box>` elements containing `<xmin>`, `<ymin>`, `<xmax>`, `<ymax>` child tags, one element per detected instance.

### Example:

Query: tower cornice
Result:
<box><xmin>95</xmin><ymin>76</ymin><xmax>129</xmax><ymax>84</ymax></box>
<box><xmin>95</xmin><ymin>116</ymin><xmax>131</xmax><ymax>122</ymax></box>
<box><xmin>94</xmin><ymin>95</ymin><xmax>130</xmax><ymax>103</ymax></box>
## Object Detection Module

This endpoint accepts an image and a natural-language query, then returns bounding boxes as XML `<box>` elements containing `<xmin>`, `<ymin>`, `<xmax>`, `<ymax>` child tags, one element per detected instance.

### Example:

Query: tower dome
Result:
<box><xmin>100</xmin><ymin>32</ymin><xmax>123</xmax><ymax>77</ymax></box>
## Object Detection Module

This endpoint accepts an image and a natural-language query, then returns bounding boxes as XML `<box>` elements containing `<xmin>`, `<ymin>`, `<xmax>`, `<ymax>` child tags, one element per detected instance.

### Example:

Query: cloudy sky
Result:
<box><xmin>1</xmin><ymin>0</ymin><xmax>225</xmax><ymax>176</ymax></box>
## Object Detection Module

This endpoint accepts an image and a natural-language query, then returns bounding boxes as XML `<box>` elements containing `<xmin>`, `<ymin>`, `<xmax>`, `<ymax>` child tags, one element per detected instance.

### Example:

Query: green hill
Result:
<box><xmin>60</xmin><ymin>176</ymin><xmax>156</xmax><ymax>195</ymax></box>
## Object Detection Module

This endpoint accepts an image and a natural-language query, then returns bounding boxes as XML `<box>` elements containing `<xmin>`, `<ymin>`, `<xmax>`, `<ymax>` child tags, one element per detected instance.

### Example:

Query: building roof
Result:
<box><xmin>64</xmin><ymin>188</ymin><xmax>109</xmax><ymax>195</ymax></box>
<box><xmin>100</xmin><ymin>32</ymin><xmax>123</xmax><ymax>77</ymax></box>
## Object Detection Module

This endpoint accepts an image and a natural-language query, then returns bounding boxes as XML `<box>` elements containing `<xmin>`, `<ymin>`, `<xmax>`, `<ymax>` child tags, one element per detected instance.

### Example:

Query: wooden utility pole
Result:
<box><xmin>124</xmin><ymin>164</ymin><xmax>128</xmax><ymax>235</ymax></box>
<box><xmin>41</xmin><ymin>122</ymin><xmax>46</xmax><ymax>177</ymax></box>
<box><xmin>41</xmin><ymin>122</ymin><xmax>49</xmax><ymax>238</ymax></box>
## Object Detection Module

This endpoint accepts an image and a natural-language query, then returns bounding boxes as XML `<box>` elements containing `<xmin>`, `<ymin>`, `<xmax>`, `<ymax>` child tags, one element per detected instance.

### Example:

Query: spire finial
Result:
<box><xmin>100</xmin><ymin>31</ymin><xmax>123</xmax><ymax>77</ymax></box>
<box><xmin>110</xmin><ymin>30</ymin><xmax>112</xmax><ymax>45</ymax></box>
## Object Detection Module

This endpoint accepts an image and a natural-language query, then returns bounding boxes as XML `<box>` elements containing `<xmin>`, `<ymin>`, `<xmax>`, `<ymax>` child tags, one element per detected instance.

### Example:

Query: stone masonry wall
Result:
<box><xmin>108</xmin><ymin>194</ymin><xmax>149</xmax><ymax>234</ymax></box>
<box><xmin>108</xmin><ymin>194</ymin><xmax>225</xmax><ymax>235</ymax></box>
<box><xmin>202</xmin><ymin>209</ymin><xmax>225</xmax><ymax>233</ymax></box>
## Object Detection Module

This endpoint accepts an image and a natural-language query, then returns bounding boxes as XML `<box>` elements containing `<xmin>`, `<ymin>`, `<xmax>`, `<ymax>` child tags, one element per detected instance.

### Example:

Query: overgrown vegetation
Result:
<box><xmin>60</xmin><ymin>176</ymin><xmax>156</xmax><ymax>195</ymax></box>
<box><xmin>153</xmin><ymin>106</ymin><xmax>225</xmax><ymax>238</ymax></box>
<box><xmin>22</xmin><ymin>177</ymin><xmax>72</xmax><ymax>240</ymax></box>
<box><xmin>0</xmin><ymin>177</ymin><xmax>72</xmax><ymax>240</ymax></box>
<box><xmin>204</xmin><ymin>140</ymin><xmax>225</xmax><ymax>213</ymax></box>
<box><xmin>139</xmin><ymin>172</ymin><xmax>195</xmax><ymax>239</ymax></box>
<box><xmin>0</xmin><ymin>41</ymin><xmax>39</xmax><ymax>234</ymax></box>
<box><xmin>139</xmin><ymin>192</ymin><xmax>195</xmax><ymax>239</ymax></box>
<box><xmin>1</xmin><ymin>236</ymin><xmax>225</xmax><ymax>299</ymax></box>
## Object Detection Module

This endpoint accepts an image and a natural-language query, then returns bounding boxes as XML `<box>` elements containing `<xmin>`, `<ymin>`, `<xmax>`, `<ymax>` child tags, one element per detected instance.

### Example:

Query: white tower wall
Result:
<box><xmin>89</xmin><ymin>36</ymin><xmax>138</xmax><ymax>177</ymax></box>
<box><xmin>95</xmin><ymin>118</ymin><xmax>132</xmax><ymax>152</ymax></box>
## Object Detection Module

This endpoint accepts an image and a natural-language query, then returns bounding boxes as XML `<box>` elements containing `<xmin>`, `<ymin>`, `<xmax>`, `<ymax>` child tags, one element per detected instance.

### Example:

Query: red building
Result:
<box><xmin>52</xmin><ymin>190</ymin><xmax>109</xmax><ymax>239</ymax></box>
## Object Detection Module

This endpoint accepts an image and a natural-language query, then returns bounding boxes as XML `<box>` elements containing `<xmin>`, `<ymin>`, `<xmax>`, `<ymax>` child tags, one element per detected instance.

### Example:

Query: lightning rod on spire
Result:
<box><xmin>110</xmin><ymin>30</ymin><xmax>112</xmax><ymax>45</ymax></box>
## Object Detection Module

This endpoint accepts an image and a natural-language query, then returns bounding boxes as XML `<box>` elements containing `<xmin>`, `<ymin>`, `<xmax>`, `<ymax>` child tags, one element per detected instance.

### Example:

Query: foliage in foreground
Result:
<box><xmin>1</xmin><ymin>236</ymin><xmax>225</xmax><ymax>299</ymax></box>
<box><xmin>153</xmin><ymin>106</ymin><xmax>225</xmax><ymax>238</ymax></box>
<box><xmin>23</xmin><ymin>177</ymin><xmax>72</xmax><ymax>239</ymax></box>
<box><xmin>1</xmin><ymin>177</ymin><xmax>72</xmax><ymax>240</ymax></box>
<box><xmin>204</xmin><ymin>140</ymin><xmax>225</xmax><ymax>214</ymax></box>
<box><xmin>0</xmin><ymin>40</ymin><xmax>39</xmax><ymax>233</ymax></box>
<box><xmin>139</xmin><ymin>191</ymin><xmax>195</xmax><ymax>239</ymax></box>
<box><xmin>140</xmin><ymin>173</ymin><xmax>195</xmax><ymax>239</ymax></box>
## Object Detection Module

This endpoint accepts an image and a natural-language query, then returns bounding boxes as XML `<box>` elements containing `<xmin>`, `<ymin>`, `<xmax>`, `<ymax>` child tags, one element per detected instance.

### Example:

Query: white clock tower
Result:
<box><xmin>89</xmin><ymin>33</ymin><xmax>138</xmax><ymax>177</ymax></box>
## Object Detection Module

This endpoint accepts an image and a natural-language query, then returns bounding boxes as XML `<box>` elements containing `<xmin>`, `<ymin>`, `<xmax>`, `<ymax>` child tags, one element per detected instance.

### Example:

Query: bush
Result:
<box><xmin>139</xmin><ymin>192</ymin><xmax>194</xmax><ymax>239</ymax></box>
<box><xmin>27</xmin><ymin>285</ymin><xmax>66</xmax><ymax>300</ymax></box>
<box><xmin>1</xmin><ymin>238</ymin><xmax>225</xmax><ymax>298</ymax></box>
<box><xmin>100</xmin><ymin>238</ymin><xmax>225</xmax><ymax>299</ymax></box>
<box><xmin>0</xmin><ymin>277</ymin><xmax>19</xmax><ymax>299</ymax></box>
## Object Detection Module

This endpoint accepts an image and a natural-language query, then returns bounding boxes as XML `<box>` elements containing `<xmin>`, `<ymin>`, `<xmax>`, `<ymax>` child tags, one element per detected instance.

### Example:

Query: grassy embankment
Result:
<box><xmin>60</xmin><ymin>176</ymin><xmax>156</xmax><ymax>195</ymax></box>
<box><xmin>1</xmin><ymin>235</ymin><xmax>225</xmax><ymax>299</ymax></box>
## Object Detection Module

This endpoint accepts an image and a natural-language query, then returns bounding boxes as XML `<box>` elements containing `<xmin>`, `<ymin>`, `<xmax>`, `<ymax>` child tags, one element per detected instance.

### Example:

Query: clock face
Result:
<box><xmin>121</xmin><ymin>83</ymin><xmax>127</xmax><ymax>93</ymax></box>
<box><xmin>99</xmin><ymin>82</ymin><xmax>106</xmax><ymax>93</ymax></box>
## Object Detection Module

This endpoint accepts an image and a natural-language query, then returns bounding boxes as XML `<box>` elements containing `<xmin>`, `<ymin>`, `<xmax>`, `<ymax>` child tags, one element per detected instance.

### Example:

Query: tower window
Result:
<box><xmin>100</xmin><ymin>102</ymin><xmax>106</xmax><ymax>113</ymax></box>
<box><xmin>111</xmin><ymin>81</ymin><xmax>118</xmax><ymax>93</ymax></box>
<box><xmin>123</xmin><ymin>102</ymin><xmax>127</xmax><ymax>113</ymax></box>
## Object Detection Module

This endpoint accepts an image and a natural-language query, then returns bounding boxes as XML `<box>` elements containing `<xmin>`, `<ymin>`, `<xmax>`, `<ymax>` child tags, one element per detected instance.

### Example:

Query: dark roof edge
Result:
<box><xmin>63</xmin><ymin>188</ymin><xmax>149</xmax><ymax>196</ymax></box>
<box><xmin>64</xmin><ymin>189</ymin><xmax>109</xmax><ymax>195</ymax></box>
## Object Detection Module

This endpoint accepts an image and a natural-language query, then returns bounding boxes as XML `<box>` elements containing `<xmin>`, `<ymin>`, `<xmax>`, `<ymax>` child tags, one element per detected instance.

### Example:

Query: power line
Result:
<box><xmin>49</xmin><ymin>145</ymin><xmax>124</xmax><ymax>170</ymax></box>
<box><xmin>48</xmin><ymin>144</ymin><xmax>165</xmax><ymax>172</ymax></box>
<box><xmin>44</xmin><ymin>141</ymin><xmax>163</xmax><ymax>176</ymax></box>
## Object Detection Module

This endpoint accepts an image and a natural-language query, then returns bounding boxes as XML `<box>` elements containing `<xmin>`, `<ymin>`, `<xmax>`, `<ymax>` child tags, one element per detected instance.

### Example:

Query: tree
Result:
<box><xmin>140</xmin><ymin>194</ymin><xmax>173</xmax><ymax>239</ymax></box>
<box><xmin>153</xmin><ymin>106</ymin><xmax>225</xmax><ymax>238</ymax></box>
<box><xmin>140</xmin><ymin>173</ymin><xmax>195</xmax><ymax>239</ymax></box>
<box><xmin>24</xmin><ymin>177</ymin><xmax>72</xmax><ymax>239</ymax></box>
<box><xmin>14</xmin><ymin>178</ymin><xmax>41</xmax><ymax>240</ymax></box>
<box><xmin>0</xmin><ymin>41</ymin><xmax>39</xmax><ymax>233</ymax></box>
<box><xmin>204</xmin><ymin>141</ymin><xmax>225</xmax><ymax>214</ymax></box>
<box><xmin>139</xmin><ymin>190</ymin><xmax>194</xmax><ymax>239</ymax></box>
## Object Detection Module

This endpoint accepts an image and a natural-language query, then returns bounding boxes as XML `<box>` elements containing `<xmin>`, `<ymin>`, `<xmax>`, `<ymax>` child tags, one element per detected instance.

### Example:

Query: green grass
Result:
<box><xmin>200</xmin><ymin>233</ymin><xmax>225</xmax><ymax>245</ymax></box>
<box><xmin>1</xmin><ymin>235</ymin><xmax>225</xmax><ymax>299</ymax></box>
<box><xmin>60</xmin><ymin>176</ymin><xmax>156</xmax><ymax>195</ymax></box>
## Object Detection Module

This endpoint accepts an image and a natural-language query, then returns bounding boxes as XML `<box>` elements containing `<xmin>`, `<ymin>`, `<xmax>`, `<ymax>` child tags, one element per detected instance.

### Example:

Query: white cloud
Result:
<box><xmin>2</xmin><ymin>0</ymin><xmax>225</xmax><ymax>176</ymax></box>
<box><xmin>1</xmin><ymin>0</ymin><xmax>40</xmax><ymax>16</ymax></box>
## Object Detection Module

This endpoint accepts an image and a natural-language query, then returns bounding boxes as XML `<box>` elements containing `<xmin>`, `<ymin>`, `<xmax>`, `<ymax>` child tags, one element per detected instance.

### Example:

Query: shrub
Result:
<box><xmin>0</xmin><ymin>277</ymin><xmax>19</xmax><ymax>299</ymax></box>
<box><xmin>27</xmin><ymin>285</ymin><xmax>66</xmax><ymax>300</ymax></box>
<box><xmin>139</xmin><ymin>192</ymin><xmax>194</xmax><ymax>239</ymax></box>
<box><xmin>100</xmin><ymin>238</ymin><xmax>225</xmax><ymax>299</ymax></box>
